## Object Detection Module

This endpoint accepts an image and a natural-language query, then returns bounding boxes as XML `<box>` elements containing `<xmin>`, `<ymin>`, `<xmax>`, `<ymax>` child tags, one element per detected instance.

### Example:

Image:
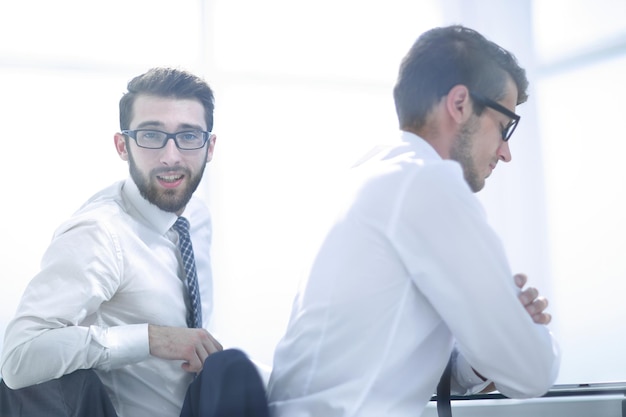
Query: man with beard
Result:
<box><xmin>267</xmin><ymin>26</ymin><xmax>560</xmax><ymax>417</ymax></box>
<box><xmin>0</xmin><ymin>68</ymin><xmax>268</xmax><ymax>417</ymax></box>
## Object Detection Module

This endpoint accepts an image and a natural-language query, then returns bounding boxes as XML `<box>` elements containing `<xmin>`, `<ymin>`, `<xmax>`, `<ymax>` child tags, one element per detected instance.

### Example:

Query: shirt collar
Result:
<box><xmin>122</xmin><ymin>178</ymin><xmax>178</xmax><ymax>235</ymax></box>
<box><xmin>400</xmin><ymin>130</ymin><xmax>443</xmax><ymax>161</ymax></box>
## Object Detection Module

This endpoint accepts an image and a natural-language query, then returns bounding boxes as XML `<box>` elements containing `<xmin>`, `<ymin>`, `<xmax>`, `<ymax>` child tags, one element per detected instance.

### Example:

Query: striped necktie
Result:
<box><xmin>173</xmin><ymin>216</ymin><xmax>202</xmax><ymax>328</ymax></box>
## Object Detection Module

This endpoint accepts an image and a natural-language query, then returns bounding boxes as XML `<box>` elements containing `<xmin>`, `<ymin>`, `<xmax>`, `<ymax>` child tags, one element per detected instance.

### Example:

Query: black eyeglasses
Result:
<box><xmin>122</xmin><ymin>129</ymin><xmax>210</xmax><ymax>150</ymax></box>
<box><xmin>469</xmin><ymin>92</ymin><xmax>520</xmax><ymax>141</ymax></box>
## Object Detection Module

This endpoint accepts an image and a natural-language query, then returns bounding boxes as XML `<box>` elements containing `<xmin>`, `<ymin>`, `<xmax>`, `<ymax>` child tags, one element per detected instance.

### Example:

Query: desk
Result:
<box><xmin>423</xmin><ymin>384</ymin><xmax>626</xmax><ymax>417</ymax></box>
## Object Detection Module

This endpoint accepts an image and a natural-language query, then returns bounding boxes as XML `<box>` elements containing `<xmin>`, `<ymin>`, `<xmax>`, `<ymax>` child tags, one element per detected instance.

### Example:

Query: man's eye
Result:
<box><xmin>181</xmin><ymin>133</ymin><xmax>199</xmax><ymax>140</ymax></box>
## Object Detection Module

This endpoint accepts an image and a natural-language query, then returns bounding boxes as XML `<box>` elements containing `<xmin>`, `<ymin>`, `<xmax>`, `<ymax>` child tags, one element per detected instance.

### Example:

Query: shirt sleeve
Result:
<box><xmin>391</xmin><ymin>161</ymin><xmax>560</xmax><ymax>399</ymax></box>
<box><xmin>0</xmin><ymin>218</ymin><xmax>151</xmax><ymax>389</ymax></box>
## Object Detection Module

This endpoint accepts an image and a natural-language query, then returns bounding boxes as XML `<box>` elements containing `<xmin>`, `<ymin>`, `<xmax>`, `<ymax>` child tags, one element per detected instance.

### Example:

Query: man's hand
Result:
<box><xmin>148</xmin><ymin>325</ymin><xmax>223</xmax><ymax>373</ymax></box>
<box><xmin>515</xmin><ymin>273</ymin><xmax>552</xmax><ymax>325</ymax></box>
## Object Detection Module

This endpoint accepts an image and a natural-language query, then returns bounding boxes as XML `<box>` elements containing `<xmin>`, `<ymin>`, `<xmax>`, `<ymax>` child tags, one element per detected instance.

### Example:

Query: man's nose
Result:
<box><xmin>160</xmin><ymin>138</ymin><xmax>182</xmax><ymax>165</ymax></box>
<box><xmin>498</xmin><ymin>140</ymin><xmax>512</xmax><ymax>162</ymax></box>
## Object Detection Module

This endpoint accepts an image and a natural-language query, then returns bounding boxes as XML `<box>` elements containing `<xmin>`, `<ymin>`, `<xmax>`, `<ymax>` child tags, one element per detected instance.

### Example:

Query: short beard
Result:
<box><xmin>127</xmin><ymin>146</ymin><xmax>207</xmax><ymax>213</ymax></box>
<box><xmin>450</xmin><ymin>116</ymin><xmax>483</xmax><ymax>193</ymax></box>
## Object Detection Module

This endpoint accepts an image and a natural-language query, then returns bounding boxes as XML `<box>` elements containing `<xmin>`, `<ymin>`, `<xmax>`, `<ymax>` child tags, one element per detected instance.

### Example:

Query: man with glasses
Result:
<box><xmin>267</xmin><ymin>25</ymin><xmax>560</xmax><ymax>417</ymax></box>
<box><xmin>0</xmin><ymin>68</ymin><xmax>269</xmax><ymax>417</ymax></box>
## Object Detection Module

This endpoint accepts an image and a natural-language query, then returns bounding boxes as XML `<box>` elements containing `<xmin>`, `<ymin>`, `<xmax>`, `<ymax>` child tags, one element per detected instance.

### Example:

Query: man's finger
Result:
<box><xmin>519</xmin><ymin>287</ymin><xmax>539</xmax><ymax>306</ymax></box>
<box><xmin>532</xmin><ymin>312</ymin><xmax>552</xmax><ymax>325</ymax></box>
<box><xmin>526</xmin><ymin>297</ymin><xmax>548</xmax><ymax>315</ymax></box>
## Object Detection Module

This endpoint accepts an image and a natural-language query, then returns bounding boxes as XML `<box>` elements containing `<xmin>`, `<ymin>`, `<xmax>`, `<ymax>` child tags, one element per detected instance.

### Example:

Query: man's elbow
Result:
<box><xmin>498</xmin><ymin>354</ymin><xmax>560</xmax><ymax>399</ymax></box>
<box><xmin>1</xmin><ymin>369</ymin><xmax>26</xmax><ymax>390</ymax></box>
<box><xmin>1</xmin><ymin>354</ymin><xmax>39</xmax><ymax>390</ymax></box>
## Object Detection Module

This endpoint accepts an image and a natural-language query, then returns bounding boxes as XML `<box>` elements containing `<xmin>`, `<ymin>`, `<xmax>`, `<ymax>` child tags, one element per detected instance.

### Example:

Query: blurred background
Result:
<box><xmin>1</xmin><ymin>0</ymin><xmax>625</xmax><ymax>387</ymax></box>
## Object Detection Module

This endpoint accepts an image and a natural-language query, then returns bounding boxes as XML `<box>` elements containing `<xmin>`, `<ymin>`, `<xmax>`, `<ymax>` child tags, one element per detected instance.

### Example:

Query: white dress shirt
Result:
<box><xmin>267</xmin><ymin>131</ymin><xmax>560</xmax><ymax>417</ymax></box>
<box><xmin>0</xmin><ymin>178</ymin><xmax>213</xmax><ymax>417</ymax></box>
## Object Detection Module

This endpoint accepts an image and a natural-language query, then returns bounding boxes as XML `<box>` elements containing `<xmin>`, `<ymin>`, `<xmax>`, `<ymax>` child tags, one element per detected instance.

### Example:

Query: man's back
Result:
<box><xmin>267</xmin><ymin>132</ymin><xmax>559</xmax><ymax>417</ymax></box>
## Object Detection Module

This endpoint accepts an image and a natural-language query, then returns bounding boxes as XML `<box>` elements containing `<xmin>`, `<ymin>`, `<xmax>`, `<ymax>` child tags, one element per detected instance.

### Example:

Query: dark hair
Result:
<box><xmin>119</xmin><ymin>67</ymin><xmax>215</xmax><ymax>131</ymax></box>
<box><xmin>393</xmin><ymin>25</ymin><xmax>528</xmax><ymax>131</ymax></box>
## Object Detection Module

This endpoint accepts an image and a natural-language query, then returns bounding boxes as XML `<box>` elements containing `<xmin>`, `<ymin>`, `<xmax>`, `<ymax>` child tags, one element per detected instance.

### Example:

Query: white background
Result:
<box><xmin>0</xmin><ymin>0</ymin><xmax>625</xmax><ymax>387</ymax></box>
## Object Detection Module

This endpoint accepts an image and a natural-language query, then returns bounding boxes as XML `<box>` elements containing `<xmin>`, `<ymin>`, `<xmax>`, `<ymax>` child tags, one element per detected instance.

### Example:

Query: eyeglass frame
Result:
<box><xmin>121</xmin><ymin>129</ymin><xmax>211</xmax><ymax>150</ymax></box>
<box><xmin>469</xmin><ymin>92</ymin><xmax>521</xmax><ymax>142</ymax></box>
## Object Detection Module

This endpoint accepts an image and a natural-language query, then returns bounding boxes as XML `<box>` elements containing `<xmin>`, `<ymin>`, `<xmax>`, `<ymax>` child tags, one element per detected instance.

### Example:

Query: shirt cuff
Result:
<box><xmin>90</xmin><ymin>323</ymin><xmax>150</xmax><ymax>369</ymax></box>
<box><xmin>452</xmin><ymin>352</ymin><xmax>493</xmax><ymax>395</ymax></box>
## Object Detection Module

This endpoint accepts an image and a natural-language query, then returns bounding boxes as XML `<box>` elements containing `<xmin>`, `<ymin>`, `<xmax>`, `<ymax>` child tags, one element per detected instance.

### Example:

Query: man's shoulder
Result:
<box><xmin>361</xmin><ymin>147</ymin><xmax>467</xmax><ymax>191</ymax></box>
<box><xmin>54</xmin><ymin>181</ymin><xmax>130</xmax><ymax>236</ymax></box>
<box><xmin>77</xmin><ymin>181</ymin><xmax>128</xmax><ymax>218</ymax></box>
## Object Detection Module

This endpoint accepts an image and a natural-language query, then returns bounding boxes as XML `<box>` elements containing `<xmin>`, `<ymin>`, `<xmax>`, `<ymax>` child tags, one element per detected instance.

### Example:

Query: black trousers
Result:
<box><xmin>0</xmin><ymin>349</ymin><xmax>269</xmax><ymax>417</ymax></box>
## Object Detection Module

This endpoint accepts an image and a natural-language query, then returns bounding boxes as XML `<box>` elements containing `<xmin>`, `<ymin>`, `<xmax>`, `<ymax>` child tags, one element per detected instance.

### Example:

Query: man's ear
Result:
<box><xmin>206</xmin><ymin>134</ymin><xmax>217</xmax><ymax>163</ymax></box>
<box><xmin>114</xmin><ymin>133</ymin><xmax>129</xmax><ymax>161</ymax></box>
<box><xmin>445</xmin><ymin>84</ymin><xmax>472</xmax><ymax>124</ymax></box>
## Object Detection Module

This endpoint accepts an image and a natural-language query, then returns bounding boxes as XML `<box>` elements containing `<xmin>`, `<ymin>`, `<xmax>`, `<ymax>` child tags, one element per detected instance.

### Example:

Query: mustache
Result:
<box><xmin>151</xmin><ymin>167</ymin><xmax>191</xmax><ymax>176</ymax></box>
